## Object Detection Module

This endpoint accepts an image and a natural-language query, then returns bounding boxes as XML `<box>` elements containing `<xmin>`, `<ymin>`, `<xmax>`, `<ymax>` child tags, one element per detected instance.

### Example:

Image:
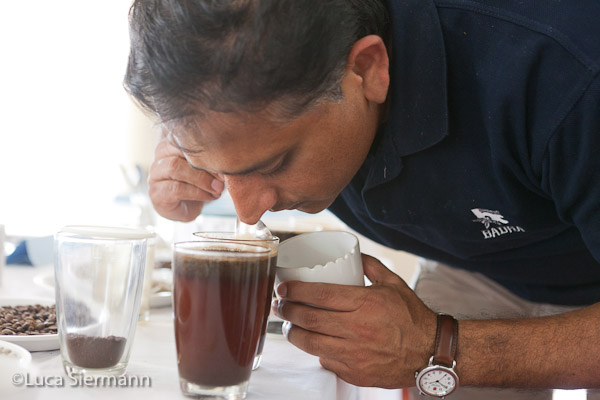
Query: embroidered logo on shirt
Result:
<box><xmin>471</xmin><ymin>208</ymin><xmax>526</xmax><ymax>239</ymax></box>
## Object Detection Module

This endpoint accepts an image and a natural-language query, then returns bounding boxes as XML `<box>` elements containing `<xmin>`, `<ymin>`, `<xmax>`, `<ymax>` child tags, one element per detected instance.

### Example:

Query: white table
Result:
<box><xmin>0</xmin><ymin>263</ymin><xmax>404</xmax><ymax>400</ymax></box>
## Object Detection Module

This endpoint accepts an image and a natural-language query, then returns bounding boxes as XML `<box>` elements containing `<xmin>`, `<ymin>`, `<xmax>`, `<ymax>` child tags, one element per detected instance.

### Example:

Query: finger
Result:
<box><xmin>155</xmin><ymin>200</ymin><xmax>206</xmax><ymax>222</ymax></box>
<box><xmin>277</xmin><ymin>281</ymin><xmax>369</xmax><ymax>312</ymax></box>
<box><xmin>154</xmin><ymin>136</ymin><xmax>185</xmax><ymax>160</ymax></box>
<box><xmin>272</xmin><ymin>299</ymin><xmax>352</xmax><ymax>338</ymax></box>
<box><xmin>154</xmin><ymin>137</ymin><xmax>225</xmax><ymax>185</ymax></box>
<box><xmin>319</xmin><ymin>358</ymin><xmax>356</xmax><ymax>384</ymax></box>
<box><xmin>148</xmin><ymin>179</ymin><xmax>215</xmax><ymax>222</ymax></box>
<box><xmin>319</xmin><ymin>357</ymin><xmax>350</xmax><ymax>374</ymax></box>
<box><xmin>150</xmin><ymin>156</ymin><xmax>224</xmax><ymax>196</ymax></box>
<box><xmin>361</xmin><ymin>254</ymin><xmax>404</xmax><ymax>286</ymax></box>
<box><xmin>285</xmin><ymin>322</ymin><xmax>350</xmax><ymax>360</ymax></box>
<box><xmin>320</xmin><ymin>357</ymin><xmax>395</xmax><ymax>389</ymax></box>
<box><xmin>149</xmin><ymin>179</ymin><xmax>219</xmax><ymax>204</ymax></box>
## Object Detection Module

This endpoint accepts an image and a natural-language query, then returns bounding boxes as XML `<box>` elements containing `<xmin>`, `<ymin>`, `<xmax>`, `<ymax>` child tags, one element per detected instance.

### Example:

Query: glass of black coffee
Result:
<box><xmin>192</xmin><ymin>232</ymin><xmax>278</xmax><ymax>371</ymax></box>
<box><xmin>173</xmin><ymin>241</ymin><xmax>273</xmax><ymax>399</ymax></box>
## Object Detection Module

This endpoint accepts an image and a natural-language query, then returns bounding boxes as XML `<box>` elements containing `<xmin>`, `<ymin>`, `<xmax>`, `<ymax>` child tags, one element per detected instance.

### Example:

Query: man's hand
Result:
<box><xmin>274</xmin><ymin>256</ymin><xmax>600</xmax><ymax>390</ymax></box>
<box><xmin>148</xmin><ymin>136</ymin><xmax>225</xmax><ymax>222</ymax></box>
<box><xmin>272</xmin><ymin>254</ymin><xmax>436</xmax><ymax>388</ymax></box>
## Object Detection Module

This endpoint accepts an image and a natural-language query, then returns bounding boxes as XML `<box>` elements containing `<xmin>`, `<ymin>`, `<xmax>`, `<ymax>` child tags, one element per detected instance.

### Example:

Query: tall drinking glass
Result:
<box><xmin>138</xmin><ymin>236</ymin><xmax>156</xmax><ymax>321</ymax></box>
<box><xmin>54</xmin><ymin>225</ymin><xmax>152</xmax><ymax>377</ymax></box>
<box><xmin>173</xmin><ymin>241</ymin><xmax>273</xmax><ymax>399</ymax></box>
<box><xmin>193</xmin><ymin>231</ymin><xmax>278</xmax><ymax>370</ymax></box>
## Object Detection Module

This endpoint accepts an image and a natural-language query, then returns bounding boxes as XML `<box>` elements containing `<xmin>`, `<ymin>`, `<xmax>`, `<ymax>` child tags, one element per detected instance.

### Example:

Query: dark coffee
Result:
<box><xmin>174</xmin><ymin>248</ymin><xmax>274</xmax><ymax>387</ymax></box>
<box><xmin>255</xmin><ymin>255</ymin><xmax>277</xmax><ymax>360</ymax></box>
<box><xmin>66</xmin><ymin>333</ymin><xmax>126</xmax><ymax>368</ymax></box>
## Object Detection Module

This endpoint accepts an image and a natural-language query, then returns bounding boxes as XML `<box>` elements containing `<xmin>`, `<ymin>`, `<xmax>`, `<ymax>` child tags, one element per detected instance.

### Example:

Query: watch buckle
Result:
<box><xmin>427</xmin><ymin>355</ymin><xmax>434</xmax><ymax>367</ymax></box>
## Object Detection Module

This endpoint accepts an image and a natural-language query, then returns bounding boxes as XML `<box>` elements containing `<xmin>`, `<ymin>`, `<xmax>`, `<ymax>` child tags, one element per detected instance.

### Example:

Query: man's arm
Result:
<box><xmin>272</xmin><ymin>254</ymin><xmax>600</xmax><ymax>389</ymax></box>
<box><xmin>459</xmin><ymin>304</ymin><xmax>599</xmax><ymax>388</ymax></box>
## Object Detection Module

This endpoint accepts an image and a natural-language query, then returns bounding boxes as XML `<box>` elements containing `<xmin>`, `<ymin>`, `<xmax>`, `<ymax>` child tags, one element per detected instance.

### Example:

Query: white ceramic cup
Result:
<box><xmin>276</xmin><ymin>231</ymin><xmax>364</xmax><ymax>287</ymax></box>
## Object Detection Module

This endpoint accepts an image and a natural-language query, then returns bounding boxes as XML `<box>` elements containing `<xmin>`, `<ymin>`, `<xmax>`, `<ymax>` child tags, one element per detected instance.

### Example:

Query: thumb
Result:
<box><xmin>361</xmin><ymin>253</ymin><xmax>401</xmax><ymax>286</ymax></box>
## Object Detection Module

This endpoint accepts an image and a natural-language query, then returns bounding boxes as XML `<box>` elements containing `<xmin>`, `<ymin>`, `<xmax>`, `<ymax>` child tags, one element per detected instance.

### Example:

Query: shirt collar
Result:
<box><xmin>363</xmin><ymin>0</ymin><xmax>449</xmax><ymax>190</ymax></box>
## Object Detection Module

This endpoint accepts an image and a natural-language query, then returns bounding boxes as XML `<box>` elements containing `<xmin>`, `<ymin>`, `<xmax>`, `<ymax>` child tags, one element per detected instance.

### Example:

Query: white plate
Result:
<box><xmin>34</xmin><ymin>270</ymin><xmax>173</xmax><ymax>309</ymax></box>
<box><xmin>32</xmin><ymin>272</ymin><xmax>55</xmax><ymax>293</ymax></box>
<box><xmin>0</xmin><ymin>297</ymin><xmax>59</xmax><ymax>352</ymax></box>
<box><xmin>0</xmin><ymin>339</ymin><xmax>32</xmax><ymax>395</ymax></box>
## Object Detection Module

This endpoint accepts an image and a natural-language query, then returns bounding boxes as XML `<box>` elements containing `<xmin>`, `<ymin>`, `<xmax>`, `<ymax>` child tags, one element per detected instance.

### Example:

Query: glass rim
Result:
<box><xmin>192</xmin><ymin>231</ymin><xmax>279</xmax><ymax>243</ymax></box>
<box><xmin>56</xmin><ymin>225</ymin><xmax>155</xmax><ymax>240</ymax></box>
<box><xmin>173</xmin><ymin>240</ymin><xmax>271</xmax><ymax>258</ymax></box>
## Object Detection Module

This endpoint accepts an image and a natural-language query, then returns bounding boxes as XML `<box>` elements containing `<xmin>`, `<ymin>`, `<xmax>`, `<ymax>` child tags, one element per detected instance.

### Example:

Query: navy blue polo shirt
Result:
<box><xmin>329</xmin><ymin>0</ymin><xmax>600</xmax><ymax>306</ymax></box>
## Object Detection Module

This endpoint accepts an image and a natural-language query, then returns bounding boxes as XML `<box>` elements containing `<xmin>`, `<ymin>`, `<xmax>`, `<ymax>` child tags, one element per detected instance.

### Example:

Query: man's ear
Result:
<box><xmin>346</xmin><ymin>35</ymin><xmax>390</xmax><ymax>104</ymax></box>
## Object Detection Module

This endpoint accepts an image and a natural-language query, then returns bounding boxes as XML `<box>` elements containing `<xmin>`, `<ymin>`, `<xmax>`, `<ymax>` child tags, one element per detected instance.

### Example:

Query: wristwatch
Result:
<box><xmin>415</xmin><ymin>313</ymin><xmax>459</xmax><ymax>398</ymax></box>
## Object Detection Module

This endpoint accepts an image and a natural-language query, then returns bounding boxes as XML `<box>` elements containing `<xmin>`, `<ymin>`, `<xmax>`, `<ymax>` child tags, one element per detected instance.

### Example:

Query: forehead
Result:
<box><xmin>166</xmin><ymin>102</ymin><xmax>329</xmax><ymax>153</ymax></box>
<box><xmin>163</xmin><ymin>103</ymin><xmax>336</xmax><ymax>175</ymax></box>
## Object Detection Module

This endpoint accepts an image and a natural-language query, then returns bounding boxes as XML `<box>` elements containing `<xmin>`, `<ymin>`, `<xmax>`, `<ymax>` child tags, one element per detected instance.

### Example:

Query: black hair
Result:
<box><xmin>124</xmin><ymin>0</ymin><xmax>389</xmax><ymax>123</ymax></box>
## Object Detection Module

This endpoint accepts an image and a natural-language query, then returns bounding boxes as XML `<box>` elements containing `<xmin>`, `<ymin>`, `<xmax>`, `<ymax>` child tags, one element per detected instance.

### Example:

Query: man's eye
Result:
<box><xmin>261</xmin><ymin>158</ymin><xmax>287</xmax><ymax>177</ymax></box>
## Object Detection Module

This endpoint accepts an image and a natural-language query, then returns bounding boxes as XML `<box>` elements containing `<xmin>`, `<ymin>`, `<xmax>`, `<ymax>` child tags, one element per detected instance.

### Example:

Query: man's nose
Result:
<box><xmin>225</xmin><ymin>175</ymin><xmax>277</xmax><ymax>224</ymax></box>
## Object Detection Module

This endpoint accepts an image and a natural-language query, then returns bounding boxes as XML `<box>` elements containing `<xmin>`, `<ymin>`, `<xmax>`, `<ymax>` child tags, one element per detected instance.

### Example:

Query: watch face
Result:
<box><xmin>417</xmin><ymin>366</ymin><xmax>458</xmax><ymax>397</ymax></box>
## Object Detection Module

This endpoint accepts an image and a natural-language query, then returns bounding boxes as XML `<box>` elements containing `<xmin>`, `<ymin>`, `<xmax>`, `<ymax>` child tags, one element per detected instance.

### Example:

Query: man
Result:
<box><xmin>125</xmin><ymin>0</ymin><xmax>600</xmax><ymax>398</ymax></box>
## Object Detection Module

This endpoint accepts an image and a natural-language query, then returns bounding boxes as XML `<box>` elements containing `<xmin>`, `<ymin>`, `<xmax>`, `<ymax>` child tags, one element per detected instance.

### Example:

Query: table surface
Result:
<box><xmin>0</xmin><ymin>263</ymin><xmax>403</xmax><ymax>400</ymax></box>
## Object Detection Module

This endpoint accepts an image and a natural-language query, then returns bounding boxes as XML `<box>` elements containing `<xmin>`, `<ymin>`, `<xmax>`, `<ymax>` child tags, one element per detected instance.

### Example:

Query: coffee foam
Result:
<box><xmin>175</xmin><ymin>245</ymin><xmax>269</xmax><ymax>258</ymax></box>
<box><xmin>174</xmin><ymin>252</ymin><xmax>275</xmax><ymax>280</ymax></box>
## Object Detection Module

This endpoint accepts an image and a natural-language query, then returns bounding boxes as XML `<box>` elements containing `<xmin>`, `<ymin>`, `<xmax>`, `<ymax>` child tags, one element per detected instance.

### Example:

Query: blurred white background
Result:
<box><xmin>0</xmin><ymin>1</ymin><xmax>417</xmax><ymax>286</ymax></box>
<box><xmin>0</xmin><ymin>1</ymin><xmax>157</xmax><ymax>236</ymax></box>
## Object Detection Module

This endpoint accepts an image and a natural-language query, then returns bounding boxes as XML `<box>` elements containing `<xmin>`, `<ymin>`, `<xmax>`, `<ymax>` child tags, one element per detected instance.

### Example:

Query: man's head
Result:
<box><xmin>125</xmin><ymin>0</ymin><xmax>391</xmax><ymax>223</ymax></box>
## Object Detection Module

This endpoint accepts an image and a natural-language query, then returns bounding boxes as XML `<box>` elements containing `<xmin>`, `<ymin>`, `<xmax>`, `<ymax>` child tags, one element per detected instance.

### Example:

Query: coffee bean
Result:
<box><xmin>0</xmin><ymin>305</ymin><xmax>57</xmax><ymax>336</ymax></box>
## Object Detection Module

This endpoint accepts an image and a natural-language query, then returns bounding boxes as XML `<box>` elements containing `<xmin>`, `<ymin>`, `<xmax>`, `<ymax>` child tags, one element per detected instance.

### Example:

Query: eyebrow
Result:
<box><xmin>220</xmin><ymin>153</ymin><xmax>285</xmax><ymax>176</ymax></box>
<box><xmin>170</xmin><ymin>137</ymin><xmax>205</xmax><ymax>155</ymax></box>
<box><xmin>188</xmin><ymin>152</ymin><xmax>285</xmax><ymax>176</ymax></box>
<box><xmin>178</xmin><ymin>145</ymin><xmax>205</xmax><ymax>155</ymax></box>
<box><xmin>165</xmin><ymin>127</ymin><xmax>206</xmax><ymax>155</ymax></box>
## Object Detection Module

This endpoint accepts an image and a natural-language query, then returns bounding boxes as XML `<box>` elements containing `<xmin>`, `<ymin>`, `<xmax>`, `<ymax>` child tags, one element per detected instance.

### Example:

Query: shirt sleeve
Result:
<box><xmin>542</xmin><ymin>73</ymin><xmax>600</xmax><ymax>263</ymax></box>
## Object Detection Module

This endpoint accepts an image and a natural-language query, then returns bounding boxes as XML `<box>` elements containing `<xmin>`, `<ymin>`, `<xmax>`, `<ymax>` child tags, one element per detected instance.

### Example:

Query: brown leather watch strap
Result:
<box><xmin>432</xmin><ymin>313</ymin><xmax>458</xmax><ymax>368</ymax></box>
